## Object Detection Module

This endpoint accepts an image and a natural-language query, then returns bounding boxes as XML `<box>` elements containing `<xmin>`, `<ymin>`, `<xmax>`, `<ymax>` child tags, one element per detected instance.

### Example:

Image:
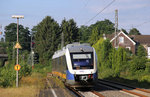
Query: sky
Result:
<box><xmin>0</xmin><ymin>0</ymin><xmax>150</xmax><ymax>38</ymax></box>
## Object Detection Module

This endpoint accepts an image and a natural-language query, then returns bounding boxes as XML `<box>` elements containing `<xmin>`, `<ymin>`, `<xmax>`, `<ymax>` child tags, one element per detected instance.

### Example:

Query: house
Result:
<box><xmin>104</xmin><ymin>31</ymin><xmax>150</xmax><ymax>58</ymax></box>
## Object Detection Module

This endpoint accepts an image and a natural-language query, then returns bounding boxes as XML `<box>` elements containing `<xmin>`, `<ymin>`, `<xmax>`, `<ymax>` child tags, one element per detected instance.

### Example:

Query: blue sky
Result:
<box><xmin>0</xmin><ymin>0</ymin><xmax>150</xmax><ymax>38</ymax></box>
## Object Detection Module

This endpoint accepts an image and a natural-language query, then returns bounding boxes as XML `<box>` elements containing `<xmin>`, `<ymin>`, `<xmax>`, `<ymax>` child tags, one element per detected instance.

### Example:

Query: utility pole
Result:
<box><xmin>115</xmin><ymin>9</ymin><xmax>118</xmax><ymax>48</ymax></box>
<box><xmin>12</xmin><ymin>15</ymin><xmax>24</xmax><ymax>88</ymax></box>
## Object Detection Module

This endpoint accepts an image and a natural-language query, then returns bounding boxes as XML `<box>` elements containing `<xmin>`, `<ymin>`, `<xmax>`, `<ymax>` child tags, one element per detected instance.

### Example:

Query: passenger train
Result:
<box><xmin>52</xmin><ymin>43</ymin><xmax>98</xmax><ymax>87</ymax></box>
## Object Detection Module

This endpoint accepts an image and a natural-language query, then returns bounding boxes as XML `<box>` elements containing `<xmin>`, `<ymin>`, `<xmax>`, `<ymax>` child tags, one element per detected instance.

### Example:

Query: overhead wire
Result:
<box><xmin>134</xmin><ymin>20</ymin><xmax>150</xmax><ymax>28</ymax></box>
<box><xmin>119</xmin><ymin>19</ymin><xmax>150</xmax><ymax>31</ymax></box>
<box><xmin>84</xmin><ymin>0</ymin><xmax>115</xmax><ymax>25</ymax></box>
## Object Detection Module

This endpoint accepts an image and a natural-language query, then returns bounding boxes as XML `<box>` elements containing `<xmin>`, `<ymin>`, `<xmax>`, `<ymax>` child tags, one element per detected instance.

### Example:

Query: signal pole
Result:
<box><xmin>12</xmin><ymin>15</ymin><xmax>24</xmax><ymax>88</ymax></box>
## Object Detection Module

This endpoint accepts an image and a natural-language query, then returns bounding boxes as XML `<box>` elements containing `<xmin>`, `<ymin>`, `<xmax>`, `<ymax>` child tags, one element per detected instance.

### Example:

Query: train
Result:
<box><xmin>52</xmin><ymin>43</ymin><xmax>98</xmax><ymax>87</ymax></box>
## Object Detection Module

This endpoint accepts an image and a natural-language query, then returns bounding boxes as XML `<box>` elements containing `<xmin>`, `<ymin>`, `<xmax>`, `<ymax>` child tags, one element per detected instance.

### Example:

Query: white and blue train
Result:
<box><xmin>52</xmin><ymin>43</ymin><xmax>98</xmax><ymax>87</ymax></box>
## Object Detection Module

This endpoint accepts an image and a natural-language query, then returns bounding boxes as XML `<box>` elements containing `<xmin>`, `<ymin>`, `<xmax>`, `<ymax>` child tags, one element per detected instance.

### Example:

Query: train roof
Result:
<box><xmin>52</xmin><ymin>43</ymin><xmax>93</xmax><ymax>59</ymax></box>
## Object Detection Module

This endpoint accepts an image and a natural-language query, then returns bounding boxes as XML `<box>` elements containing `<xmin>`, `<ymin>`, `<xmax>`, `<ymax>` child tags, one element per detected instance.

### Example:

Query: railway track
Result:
<box><xmin>48</xmin><ymin>72</ymin><xmax>105</xmax><ymax>97</ymax></box>
<box><xmin>65</xmin><ymin>84</ymin><xmax>84</xmax><ymax>97</ymax></box>
<box><xmin>65</xmin><ymin>83</ymin><xmax>105</xmax><ymax>97</ymax></box>
<box><xmin>47</xmin><ymin>73</ymin><xmax>150</xmax><ymax>97</ymax></box>
<box><xmin>98</xmin><ymin>79</ymin><xmax>150</xmax><ymax>97</ymax></box>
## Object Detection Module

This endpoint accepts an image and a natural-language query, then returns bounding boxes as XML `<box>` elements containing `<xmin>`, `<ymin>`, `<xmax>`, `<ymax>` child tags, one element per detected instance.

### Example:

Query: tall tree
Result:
<box><xmin>137</xmin><ymin>45</ymin><xmax>147</xmax><ymax>57</ymax></box>
<box><xmin>89</xmin><ymin>27</ymin><xmax>99</xmax><ymax>45</ymax></box>
<box><xmin>129</xmin><ymin>28</ymin><xmax>141</xmax><ymax>35</ymax></box>
<box><xmin>131</xmin><ymin>45</ymin><xmax>147</xmax><ymax>71</ymax></box>
<box><xmin>4</xmin><ymin>23</ymin><xmax>30</xmax><ymax>59</ymax></box>
<box><xmin>90</xmin><ymin>19</ymin><xmax>115</xmax><ymax>35</ymax></box>
<box><xmin>5</xmin><ymin>23</ymin><xmax>30</xmax><ymax>50</ymax></box>
<box><xmin>88</xmin><ymin>19</ymin><xmax>115</xmax><ymax>45</ymax></box>
<box><xmin>61</xmin><ymin>18</ymin><xmax>79</xmax><ymax>46</ymax></box>
<box><xmin>34</xmin><ymin>16</ymin><xmax>60</xmax><ymax>64</ymax></box>
<box><xmin>79</xmin><ymin>25</ymin><xmax>90</xmax><ymax>43</ymax></box>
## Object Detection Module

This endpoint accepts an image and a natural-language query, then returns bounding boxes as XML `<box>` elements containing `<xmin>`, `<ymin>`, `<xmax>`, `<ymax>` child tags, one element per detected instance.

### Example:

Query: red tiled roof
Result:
<box><xmin>105</xmin><ymin>32</ymin><xmax>150</xmax><ymax>46</ymax></box>
<box><xmin>129</xmin><ymin>35</ymin><xmax>150</xmax><ymax>45</ymax></box>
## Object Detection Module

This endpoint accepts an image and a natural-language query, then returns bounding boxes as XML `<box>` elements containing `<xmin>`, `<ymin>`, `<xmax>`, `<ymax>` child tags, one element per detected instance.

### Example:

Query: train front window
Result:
<box><xmin>71</xmin><ymin>53</ymin><xmax>93</xmax><ymax>69</ymax></box>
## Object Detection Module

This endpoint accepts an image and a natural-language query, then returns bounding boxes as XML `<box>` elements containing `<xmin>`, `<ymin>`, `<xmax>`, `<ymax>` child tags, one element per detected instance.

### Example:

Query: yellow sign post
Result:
<box><xmin>14</xmin><ymin>64</ymin><xmax>21</xmax><ymax>71</ymax></box>
<box><xmin>14</xmin><ymin>42</ymin><xmax>22</xmax><ymax>49</ymax></box>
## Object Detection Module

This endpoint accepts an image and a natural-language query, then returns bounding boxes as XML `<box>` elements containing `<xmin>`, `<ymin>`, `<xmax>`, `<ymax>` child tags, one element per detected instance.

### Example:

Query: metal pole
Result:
<box><xmin>16</xmin><ymin>18</ymin><xmax>19</xmax><ymax>88</ymax></box>
<box><xmin>12</xmin><ymin>15</ymin><xmax>24</xmax><ymax>88</ymax></box>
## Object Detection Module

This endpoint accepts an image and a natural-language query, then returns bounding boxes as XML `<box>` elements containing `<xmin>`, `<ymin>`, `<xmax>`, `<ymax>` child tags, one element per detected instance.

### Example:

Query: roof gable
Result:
<box><xmin>110</xmin><ymin>31</ymin><xmax>136</xmax><ymax>45</ymax></box>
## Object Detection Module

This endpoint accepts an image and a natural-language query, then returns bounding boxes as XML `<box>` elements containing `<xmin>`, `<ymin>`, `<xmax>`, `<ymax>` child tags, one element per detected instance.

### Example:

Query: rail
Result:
<box><xmin>98</xmin><ymin>79</ymin><xmax>150</xmax><ymax>97</ymax></box>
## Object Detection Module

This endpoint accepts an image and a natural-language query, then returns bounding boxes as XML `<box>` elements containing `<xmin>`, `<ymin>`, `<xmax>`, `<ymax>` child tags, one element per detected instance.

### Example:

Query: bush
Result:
<box><xmin>20</xmin><ymin>63</ymin><xmax>32</xmax><ymax>77</ymax></box>
<box><xmin>32</xmin><ymin>63</ymin><xmax>51</xmax><ymax>76</ymax></box>
<box><xmin>141</xmin><ymin>75</ymin><xmax>150</xmax><ymax>82</ymax></box>
<box><xmin>130</xmin><ymin>56</ymin><xmax>146</xmax><ymax>72</ymax></box>
<box><xmin>98</xmin><ymin>68</ymin><xmax>114</xmax><ymax>79</ymax></box>
<box><xmin>145</xmin><ymin>62</ymin><xmax>150</xmax><ymax>73</ymax></box>
<box><xmin>0</xmin><ymin>66</ymin><xmax>16</xmax><ymax>87</ymax></box>
<box><xmin>0</xmin><ymin>61</ymin><xmax>32</xmax><ymax>87</ymax></box>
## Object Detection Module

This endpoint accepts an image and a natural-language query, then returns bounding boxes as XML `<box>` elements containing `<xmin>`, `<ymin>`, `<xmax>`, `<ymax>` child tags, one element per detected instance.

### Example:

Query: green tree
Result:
<box><xmin>88</xmin><ymin>19</ymin><xmax>114</xmax><ymax>45</ymax></box>
<box><xmin>89</xmin><ymin>27</ymin><xmax>99</xmax><ymax>45</ymax></box>
<box><xmin>61</xmin><ymin>18</ymin><xmax>79</xmax><ymax>46</ymax></box>
<box><xmin>93</xmin><ymin>38</ymin><xmax>104</xmax><ymax>67</ymax></box>
<box><xmin>4</xmin><ymin>23</ymin><xmax>31</xmax><ymax>60</ymax></box>
<box><xmin>114</xmin><ymin>48</ymin><xmax>127</xmax><ymax>76</ymax></box>
<box><xmin>79</xmin><ymin>25</ymin><xmax>91</xmax><ymax>43</ymax></box>
<box><xmin>34</xmin><ymin>16</ymin><xmax>60</xmax><ymax>64</ymax></box>
<box><xmin>131</xmin><ymin>45</ymin><xmax>147</xmax><ymax>72</ymax></box>
<box><xmin>137</xmin><ymin>45</ymin><xmax>147</xmax><ymax>57</ymax></box>
<box><xmin>129</xmin><ymin>28</ymin><xmax>141</xmax><ymax>35</ymax></box>
<box><xmin>99</xmin><ymin>39</ymin><xmax>112</xmax><ymax>69</ymax></box>
<box><xmin>90</xmin><ymin>19</ymin><xmax>115</xmax><ymax>35</ymax></box>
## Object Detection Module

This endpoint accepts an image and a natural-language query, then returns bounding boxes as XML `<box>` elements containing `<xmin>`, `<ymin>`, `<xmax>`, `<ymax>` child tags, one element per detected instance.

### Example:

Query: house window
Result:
<box><xmin>119</xmin><ymin>36</ymin><xmax>124</xmax><ymax>43</ymax></box>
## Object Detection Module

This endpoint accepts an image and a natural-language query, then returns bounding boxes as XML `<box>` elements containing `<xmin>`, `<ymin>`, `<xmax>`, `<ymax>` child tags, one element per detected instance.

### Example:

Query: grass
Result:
<box><xmin>0</xmin><ymin>85</ymin><xmax>38</xmax><ymax>97</ymax></box>
<box><xmin>32</xmin><ymin>64</ymin><xmax>52</xmax><ymax>76</ymax></box>
<box><xmin>99</xmin><ymin>70</ymin><xmax>150</xmax><ymax>89</ymax></box>
<box><xmin>51</xmin><ymin>77</ymin><xmax>65</xmax><ymax>88</ymax></box>
<box><xmin>0</xmin><ymin>72</ymin><xmax>45</xmax><ymax>97</ymax></box>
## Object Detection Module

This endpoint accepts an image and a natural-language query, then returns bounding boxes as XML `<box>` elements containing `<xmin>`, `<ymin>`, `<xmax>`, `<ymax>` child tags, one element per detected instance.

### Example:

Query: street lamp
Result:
<box><xmin>12</xmin><ymin>15</ymin><xmax>24</xmax><ymax>88</ymax></box>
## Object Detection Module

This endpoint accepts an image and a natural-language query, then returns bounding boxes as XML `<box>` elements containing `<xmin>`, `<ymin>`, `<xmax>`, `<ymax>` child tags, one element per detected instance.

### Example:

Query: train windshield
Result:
<box><xmin>71</xmin><ymin>52</ymin><xmax>93</xmax><ymax>69</ymax></box>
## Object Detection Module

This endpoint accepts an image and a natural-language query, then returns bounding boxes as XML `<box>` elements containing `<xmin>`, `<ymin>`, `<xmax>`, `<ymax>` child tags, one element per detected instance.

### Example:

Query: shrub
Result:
<box><xmin>130</xmin><ymin>56</ymin><xmax>146</xmax><ymax>72</ymax></box>
<box><xmin>0</xmin><ymin>61</ymin><xmax>32</xmax><ymax>87</ymax></box>
<box><xmin>19</xmin><ymin>63</ymin><xmax>32</xmax><ymax>77</ymax></box>
<box><xmin>0</xmin><ymin>66</ymin><xmax>16</xmax><ymax>87</ymax></box>
<box><xmin>145</xmin><ymin>62</ymin><xmax>150</xmax><ymax>73</ymax></box>
<box><xmin>32</xmin><ymin>63</ymin><xmax>51</xmax><ymax>76</ymax></box>
<box><xmin>141</xmin><ymin>75</ymin><xmax>150</xmax><ymax>82</ymax></box>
